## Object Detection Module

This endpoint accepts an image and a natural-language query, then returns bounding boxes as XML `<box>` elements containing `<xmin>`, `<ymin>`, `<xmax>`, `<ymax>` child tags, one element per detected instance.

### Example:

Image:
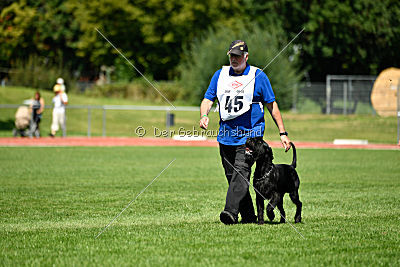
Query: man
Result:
<box><xmin>199</xmin><ymin>40</ymin><xmax>292</xmax><ymax>225</ymax></box>
<box><xmin>50</xmin><ymin>83</ymin><xmax>68</xmax><ymax>137</ymax></box>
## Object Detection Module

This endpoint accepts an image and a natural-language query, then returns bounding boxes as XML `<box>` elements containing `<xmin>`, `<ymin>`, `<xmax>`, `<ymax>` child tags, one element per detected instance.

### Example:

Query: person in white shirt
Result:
<box><xmin>50</xmin><ymin>83</ymin><xmax>68</xmax><ymax>137</ymax></box>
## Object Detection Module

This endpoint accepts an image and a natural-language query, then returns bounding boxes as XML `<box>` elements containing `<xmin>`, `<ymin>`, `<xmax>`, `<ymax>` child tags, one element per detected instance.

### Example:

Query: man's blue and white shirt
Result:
<box><xmin>204</xmin><ymin>63</ymin><xmax>275</xmax><ymax>145</ymax></box>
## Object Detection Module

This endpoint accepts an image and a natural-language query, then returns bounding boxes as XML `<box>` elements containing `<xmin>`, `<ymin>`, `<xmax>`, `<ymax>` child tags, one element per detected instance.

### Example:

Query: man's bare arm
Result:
<box><xmin>266</xmin><ymin>101</ymin><xmax>291</xmax><ymax>151</ymax></box>
<box><xmin>199</xmin><ymin>98</ymin><xmax>214</xmax><ymax>129</ymax></box>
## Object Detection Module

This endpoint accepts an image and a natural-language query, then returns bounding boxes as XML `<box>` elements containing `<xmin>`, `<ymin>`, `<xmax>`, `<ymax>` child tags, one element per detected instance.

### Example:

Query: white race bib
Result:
<box><xmin>217</xmin><ymin>66</ymin><xmax>258</xmax><ymax>121</ymax></box>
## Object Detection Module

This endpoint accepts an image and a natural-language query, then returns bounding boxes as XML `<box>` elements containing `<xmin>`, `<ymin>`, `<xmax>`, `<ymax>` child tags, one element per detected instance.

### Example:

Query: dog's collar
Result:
<box><xmin>255</xmin><ymin>164</ymin><xmax>274</xmax><ymax>181</ymax></box>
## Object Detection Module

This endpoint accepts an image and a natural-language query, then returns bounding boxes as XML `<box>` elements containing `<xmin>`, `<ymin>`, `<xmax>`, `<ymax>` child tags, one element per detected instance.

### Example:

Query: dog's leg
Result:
<box><xmin>289</xmin><ymin>190</ymin><xmax>302</xmax><ymax>223</ymax></box>
<box><xmin>277</xmin><ymin>194</ymin><xmax>286</xmax><ymax>223</ymax></box>
<box><xmin>266</xmin><ymin>192</ymin><xmax>279</xmax><ymax>221</ymax></box>
<box><xmin>256</xmin><ymin>193</ymin><xmax>265</xmax><ymax>225</ymax></box>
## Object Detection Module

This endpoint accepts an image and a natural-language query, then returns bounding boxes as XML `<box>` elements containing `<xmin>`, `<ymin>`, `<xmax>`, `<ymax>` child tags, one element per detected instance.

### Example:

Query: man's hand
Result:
<box><xmin>280</xmin><ymin>135</ymin><xmax>291</xmax><ymax>152</ymax></box>
<box><xmin>199</xmin><ymin>116</ymin><xmax>209</xmax><ymax>129</ymax></box>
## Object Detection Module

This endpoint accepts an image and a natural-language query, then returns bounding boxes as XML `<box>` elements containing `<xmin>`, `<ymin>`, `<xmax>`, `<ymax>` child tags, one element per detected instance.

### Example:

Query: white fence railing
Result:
<box><xmin>0</xmin><ymin>104</ymin><xmax>199</xmax><ymax>137</ymax></box>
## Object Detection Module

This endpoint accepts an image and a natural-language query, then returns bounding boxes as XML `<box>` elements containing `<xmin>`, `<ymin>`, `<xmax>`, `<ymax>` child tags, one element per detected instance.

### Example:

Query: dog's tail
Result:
<box><xmin>290</xmin><ymin>142</ymin><xmax>297</xmax><ymax>168</ymax></box>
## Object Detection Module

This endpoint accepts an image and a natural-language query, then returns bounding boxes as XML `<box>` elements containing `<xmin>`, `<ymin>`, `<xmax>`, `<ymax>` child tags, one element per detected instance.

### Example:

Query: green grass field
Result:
<box><xmin>1</xmin><ymin>86</ymin><xmax>398</xmax><ymax>143</ymax></box>
<box><xmin>1</xmin><ymin>146</ymin><xmax>399</xmax><ymax>266</ymax></box>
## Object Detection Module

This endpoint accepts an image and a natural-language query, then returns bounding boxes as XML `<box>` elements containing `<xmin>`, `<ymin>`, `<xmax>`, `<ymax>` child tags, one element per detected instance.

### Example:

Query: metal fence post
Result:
<box><xmin>326</xmin><ymin>75</ymin><xmax>331</xmax><ymax>114</ymax></box>
<box><xmin>349</xmin><ymin>79</ymin><xmax>353</xmax><ymax>103</ymax></box>
<box><xmin>62</xmin><ymin>113</ymin><xmax>67</xmax><ymax>137</ymax></box>
<box><xmin>87</xmin><ymin>107</ymin><xmax>91</xmax><ymax>137</ymax></box>
<box><xmin>397</xmin><ymin>79</ymin><xmax>400</xmax><ymax>145</ymax></box>
<box><xmin>343</xmin><ymin>82</ymin><xmax>348</xmax><ymax>115</ymax></box>
<box><xmin>102</xmin><ymin>107</ymin><xmax>106</xmax><ymax>137</ymax></box>
<box><xmin>166</xmin><ymin>110</ymin><xmax>170</xmax><ymax>133</ymax></box>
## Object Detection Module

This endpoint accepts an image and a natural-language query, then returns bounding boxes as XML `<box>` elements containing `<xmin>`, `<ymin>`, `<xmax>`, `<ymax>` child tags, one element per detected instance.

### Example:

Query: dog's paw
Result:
<box><xmin>280</xmin><ymin>217</ymin><xmax>286</xmax><ymax>223</ymax></box>
<box><xmin>258</xmin><ymin>220</ymin><xmax>264</xmax><ymax>225</ymax></box>
<box><xmin>267</xmin><ymin>210</ymin><xmax>275</xmax><ymax>221</ymax></box>
<box><xmin>295</xmin><ymin>215</ymin><xmax>302</xmax><ymax>223</ymax></box>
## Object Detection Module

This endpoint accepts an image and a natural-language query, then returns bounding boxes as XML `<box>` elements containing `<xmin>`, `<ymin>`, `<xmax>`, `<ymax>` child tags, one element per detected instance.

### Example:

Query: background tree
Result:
<box><xmin>259</xmin><ymin>0</ymin><xmax>400</xmax><ymax>80</ymax></box>
<box><xmin>0</xmin><ymin>0</ymin><xmax>80</xmax><ymax>67</ymax></box>
<box><xmin>1</xmin><ymin>0</ymin><xmax>400</xmax><ymax>87</ymax></box>
<box><xmin>66</xmin><ymin>0</ymin><xmax>245</xmax><ymax>80</ymax></box>
<box><xmin>179</xmin><ymin>23</ymin><xmax>301</xmax><ymax>108</ymax></box>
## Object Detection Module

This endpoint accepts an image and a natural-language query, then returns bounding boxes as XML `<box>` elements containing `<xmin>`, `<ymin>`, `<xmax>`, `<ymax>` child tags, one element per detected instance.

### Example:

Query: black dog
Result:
<box><xmin>245</xmin><ymin>137</ymin><xmax>302</xmax><ymax>224</ymax></box>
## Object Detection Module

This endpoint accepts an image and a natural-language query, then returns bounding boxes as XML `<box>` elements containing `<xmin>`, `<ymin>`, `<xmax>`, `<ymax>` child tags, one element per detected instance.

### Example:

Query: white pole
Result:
<box><xmin>343</xmin><ymin>81</ymin><xmax>347</xmax><ymax>115</ymax></box>
<box><xmin>397</xmin><ymin>79</ymin><xmax>400</xmax><ymax>145</ymax></box>
<box><xmin>87</xmin><ymin>107</ymin><xmax>91</xmax><ymax>137</ymax></box>
<box><xmin>326</xmin><ymin>75</ymin><xmax>331</xmax><ymax>114</ymax></box>
<box><xmin>102</xmin><ymin>108</ymin><xmax>106</xmax><ymax>137</ymax></box>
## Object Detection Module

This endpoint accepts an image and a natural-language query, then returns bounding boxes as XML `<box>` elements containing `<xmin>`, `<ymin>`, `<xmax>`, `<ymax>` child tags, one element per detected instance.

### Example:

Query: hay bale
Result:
<box><xmin>371</xmin><ymin>67</ymin><xmax>400</xmax><ymax>116</ymax></box>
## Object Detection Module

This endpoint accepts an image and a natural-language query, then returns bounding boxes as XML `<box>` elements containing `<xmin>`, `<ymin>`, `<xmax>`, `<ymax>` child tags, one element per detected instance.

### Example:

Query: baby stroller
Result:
<box><xmin>12</xmin><ymin>106</ymin><xmax>31</xmax><ymax>137</ymax></box>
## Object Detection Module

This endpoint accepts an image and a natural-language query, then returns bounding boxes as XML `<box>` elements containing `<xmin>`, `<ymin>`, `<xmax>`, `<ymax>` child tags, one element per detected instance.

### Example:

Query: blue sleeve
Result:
<box><xmin>255</xmin><ymin>69</ymin><xmax>275</xmax><ymax>103</ymax></box>
<box><xmin>204</xmin><ymin>69</ymin><xmax>221</xmax><ymax>101</ymax></box>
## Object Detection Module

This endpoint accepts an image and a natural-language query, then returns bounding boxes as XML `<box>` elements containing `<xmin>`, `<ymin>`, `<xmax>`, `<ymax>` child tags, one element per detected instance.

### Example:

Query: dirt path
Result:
<box><xmin>0</xmin><ymin>137</ymin><xmax>398</xmax><ymax>150</ymax></box>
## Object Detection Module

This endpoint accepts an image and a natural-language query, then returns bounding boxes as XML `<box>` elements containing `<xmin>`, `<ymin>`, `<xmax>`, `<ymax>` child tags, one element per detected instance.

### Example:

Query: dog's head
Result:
<box><xmin>245</xmin><ymin>137</ymin><xmax>273</xmax><ymax>164</ymax></box>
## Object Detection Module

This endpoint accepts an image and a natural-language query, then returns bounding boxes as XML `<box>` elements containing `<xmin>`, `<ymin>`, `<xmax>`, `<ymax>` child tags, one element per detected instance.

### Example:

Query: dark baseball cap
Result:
<box><xmin>227</xmin><ymin>40</ymin><xmax>248</xmax><ymax>55</ymax></box>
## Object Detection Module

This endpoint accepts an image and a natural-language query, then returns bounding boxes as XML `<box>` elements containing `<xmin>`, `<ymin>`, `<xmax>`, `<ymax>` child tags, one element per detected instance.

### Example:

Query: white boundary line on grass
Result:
<box><xmin>223</xmin><ymin>157</ymin><xmax>305</xmax><ymax>239</ymax></box>
<box><xmin>95</xmin><ymin>158</ymin><xmax>176</xmax><ymax>239</ymax></box>
<box><xmin>95</xmin><ymin>28</ymin><xmax>176</xmax><ymax>109</ymax></box>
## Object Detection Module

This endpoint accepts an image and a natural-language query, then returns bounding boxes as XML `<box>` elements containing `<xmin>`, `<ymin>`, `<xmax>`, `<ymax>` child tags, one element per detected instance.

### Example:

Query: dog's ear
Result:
<box><xmin>254</xmin><ymin>136</ymin><xmax>263</xmax><ymax>143</ymax></box>
<box><xmin>262</xmin><ymin>140</ymin><xmax>269</xmax><ymax>148</ymax></box>
<box><xmin>263</xmin><ymin>142</ymin><xmax>274</xmax><ymax>161</ymax></box>
<box><xmin>267</xmin><ymin>146</ymin><xmax>274</xmax><ymax>161</ymax></box>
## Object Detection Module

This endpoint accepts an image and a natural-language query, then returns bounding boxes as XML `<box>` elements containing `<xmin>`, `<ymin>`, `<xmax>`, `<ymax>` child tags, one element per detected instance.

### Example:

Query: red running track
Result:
<box><xmin>0</xmin><ymin>137</ymin><xmax>398</xmax><ymax>150</ymax></box>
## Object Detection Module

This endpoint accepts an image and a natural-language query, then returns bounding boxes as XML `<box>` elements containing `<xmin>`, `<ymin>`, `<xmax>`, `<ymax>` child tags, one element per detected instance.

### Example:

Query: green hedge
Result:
<box><xmin>85</xmin><ymin>79</ymin><xmax>185</xmax><ymax>103</ymax></box>
<box><xmin>9</xmin><ymin>55</ymin><xmax>76</xmax><ymax>91</ymax></box>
